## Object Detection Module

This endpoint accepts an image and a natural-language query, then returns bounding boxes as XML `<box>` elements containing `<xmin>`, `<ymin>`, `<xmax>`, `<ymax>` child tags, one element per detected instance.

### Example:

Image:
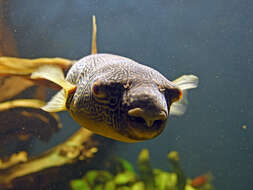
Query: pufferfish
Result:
<box><xmin>30</xmin><ymin>17</ymin><xmax>198</xmax><ymax>143</ymax></box>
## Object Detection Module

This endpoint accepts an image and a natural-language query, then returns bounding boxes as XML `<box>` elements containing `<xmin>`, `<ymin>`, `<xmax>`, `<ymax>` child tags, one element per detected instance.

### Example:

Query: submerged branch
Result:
<box><xmin>0</xmin><ymin>57</ymin><xmax>75</xmax><ymax>90</ymax></box>
<box><xmin>0</xmin><ymin>128</ymin><xmax>113</xmax><ymax>189</ymax></box>
<box><xmin>0</xmin><ymin>57</ymin><xmax>74</xmax><ymax>76</ymax></box>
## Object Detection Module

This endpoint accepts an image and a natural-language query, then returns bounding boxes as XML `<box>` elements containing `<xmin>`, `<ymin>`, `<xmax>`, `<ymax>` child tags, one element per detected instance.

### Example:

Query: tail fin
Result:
<box><xmin>170</xmin><ymin>75</ymin><xmax>199</xmax><ymax>115</ymax></box>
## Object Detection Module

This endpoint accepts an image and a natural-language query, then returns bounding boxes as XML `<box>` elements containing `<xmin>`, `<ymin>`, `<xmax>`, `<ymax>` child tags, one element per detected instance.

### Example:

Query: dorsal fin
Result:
<box><xmin>91</xmin><ymin>15</ymin><xmax>97</xmax><ymax>54</ymax></box>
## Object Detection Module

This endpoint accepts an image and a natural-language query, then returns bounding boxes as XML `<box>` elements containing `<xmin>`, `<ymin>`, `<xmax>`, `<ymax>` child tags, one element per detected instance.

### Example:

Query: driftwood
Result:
<box><xmin>0</xmin><ymin>10</ymin><xmax>115</xmax><ymax>189</ymax></box>
<box><xmin>0</xmin><ymin>99</ymin><xmax>61</xmax><ymax>146</ymax></box>
<box><xmin>0</xmin><ymin>128</ymin><xmax>114</xmax><ymax>190</ymax></box>
<box><xmin>0</xmin><ymin>98</ymin><xmax>115</xmax><ymax>190</ymax></box>
<box><xmin>0</xmin><ymin>82</ymin><xmax>115</xmax><ymax>190</ymax></box>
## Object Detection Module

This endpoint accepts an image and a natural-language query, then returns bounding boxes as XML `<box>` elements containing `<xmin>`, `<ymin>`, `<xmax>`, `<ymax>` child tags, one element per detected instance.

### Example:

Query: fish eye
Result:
<box><xmin>165</xmin><ymin>88</ymin><xmax>182</xmax><ymax>103</ymax></box>
<box><xmin>91</xmin><ymin>80</ymin><xmax>107</xmax><ymax>98</ymax></box>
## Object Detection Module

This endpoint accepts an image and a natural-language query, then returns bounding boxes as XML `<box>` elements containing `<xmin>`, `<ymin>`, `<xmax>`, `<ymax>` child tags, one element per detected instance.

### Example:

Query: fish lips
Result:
<box><xmin>121</xmin><ymin>113</ymin><xmax>168</xmax><ymax>141</ymax></box>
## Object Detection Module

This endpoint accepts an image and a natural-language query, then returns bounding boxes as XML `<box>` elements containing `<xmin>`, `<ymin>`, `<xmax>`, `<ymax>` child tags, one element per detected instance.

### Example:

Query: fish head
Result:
<box><xmin>119</xmin><ymin>77</ymin><xmax>182</xmax><ymax>142</ymax></box>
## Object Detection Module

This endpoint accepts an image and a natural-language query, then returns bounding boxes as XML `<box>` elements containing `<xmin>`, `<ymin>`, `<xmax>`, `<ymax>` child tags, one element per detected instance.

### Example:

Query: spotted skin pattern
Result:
<box><xmin>65</xmin><ymin>53</ymin><xmax>180</xmax><ymax>142</ymax></box>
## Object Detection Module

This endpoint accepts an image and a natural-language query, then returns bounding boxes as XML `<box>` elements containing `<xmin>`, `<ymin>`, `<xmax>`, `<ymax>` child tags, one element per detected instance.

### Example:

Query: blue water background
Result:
<box><xmin>4</xmin><ymin>0</ymin><xmax>253</xmax><ymax>189</ymax></box>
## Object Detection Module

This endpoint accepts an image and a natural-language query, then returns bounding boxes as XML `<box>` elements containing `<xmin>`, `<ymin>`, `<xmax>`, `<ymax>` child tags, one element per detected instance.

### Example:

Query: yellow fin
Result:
<box><xmin>91</xmin><ymin>15</ymin><xmax>97</xmax><ymax>54</ymax></box>
<box><xmin>30</xmin><ymin>65</ymin><xmax>75</xmax><ymax>91</ymax></box>
<box><xmin>172</xmin><ymin>75</ymin><xmax>198</xmax><ymax>90</ymax></box>
<box><xmin>31</xmin><ymin>65</ymin><xmax>77</xmax><ymax>112</ymax></box>
<box><xmin>170</xmin><ymin>75</ymin><xmax>199</xmax><ymax>115</ymax></box>
<box><xmin>41</xmin><ymin>89</ymin><xmax>67</xmax><ymax>112</ymax></box>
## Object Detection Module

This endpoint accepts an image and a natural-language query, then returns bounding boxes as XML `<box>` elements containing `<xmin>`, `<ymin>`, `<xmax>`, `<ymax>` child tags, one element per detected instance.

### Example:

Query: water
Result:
<box><xmin>1</xmin><ymin>0</ymin><xmax>253</xmax><ymax>189</ymax></box>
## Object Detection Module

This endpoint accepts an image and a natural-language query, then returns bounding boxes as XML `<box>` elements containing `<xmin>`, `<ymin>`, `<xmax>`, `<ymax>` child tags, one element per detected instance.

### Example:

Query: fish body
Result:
<box><xmin>36</xmin><ymin>53</ymin><xmax>198</xmax><ymax>142</ymax></box>
<box><xmin>66</xmin><ymin>54</ymin><xmax>178</xmax><ymax>142</ymax></box>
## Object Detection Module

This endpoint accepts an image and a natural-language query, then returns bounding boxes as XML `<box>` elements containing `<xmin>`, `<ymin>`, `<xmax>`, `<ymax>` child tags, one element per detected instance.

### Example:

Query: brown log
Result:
<box><xmin>0</xmin><ymin>128</ymin><xmax>115</xmax><ymax>190</ymax></box>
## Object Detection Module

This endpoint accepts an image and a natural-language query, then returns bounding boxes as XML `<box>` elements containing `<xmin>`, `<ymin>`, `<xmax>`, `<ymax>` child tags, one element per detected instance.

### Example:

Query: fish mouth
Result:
<box><xmin>125</xmin><ymin>113</ymin><xmax>167</xmax><ymax>141</ymax></box>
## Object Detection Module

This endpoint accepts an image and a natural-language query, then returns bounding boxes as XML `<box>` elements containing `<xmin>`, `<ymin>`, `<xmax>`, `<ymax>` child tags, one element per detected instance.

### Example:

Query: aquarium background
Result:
<box><xmin>3</xmin><ymin>0</ymin><xmax>253</xmax><ymax>189</ymax></box>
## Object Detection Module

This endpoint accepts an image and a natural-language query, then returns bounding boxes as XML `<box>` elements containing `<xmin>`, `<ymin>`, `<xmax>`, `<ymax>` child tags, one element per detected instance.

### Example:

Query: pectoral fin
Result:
<box><xmin>30</xmin><ymin>65</ymin><xmax>75</xmax><ymax>91</ymax></box>
<box><xmin>31</xmin><ymin>65</ymin><xmax>76</xmax><ymax>112</ymax></box>
<box><xmin>170</xmin><ymin>75</ymin><xmax>198</xmax><ymax>115</ymax></box>
<box><xmin>41</xmin><ymin>89</ymin><xmax>67</xmax><ymax>112</ymax></box>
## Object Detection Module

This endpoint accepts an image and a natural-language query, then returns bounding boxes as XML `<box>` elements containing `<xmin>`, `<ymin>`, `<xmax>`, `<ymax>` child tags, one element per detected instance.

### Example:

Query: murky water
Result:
<box><xmin>1</xmin><ymin>0</ymin><xmax>252</xmax><ymax>189</ymax></box>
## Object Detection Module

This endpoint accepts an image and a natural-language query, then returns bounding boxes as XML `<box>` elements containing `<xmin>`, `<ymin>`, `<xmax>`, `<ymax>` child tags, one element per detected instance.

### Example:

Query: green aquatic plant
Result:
<box><xmin>70</xmin><ymin>149</ymin><xmax>214</xmax><ymax>190</ymax></box>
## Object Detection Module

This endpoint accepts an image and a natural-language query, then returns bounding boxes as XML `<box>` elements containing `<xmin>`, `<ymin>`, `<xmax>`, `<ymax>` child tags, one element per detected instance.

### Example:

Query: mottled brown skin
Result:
<box><xmin>65</xmin><ymin>54</ymin><xmax>181</xmax><ymax>142</ymax></box>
